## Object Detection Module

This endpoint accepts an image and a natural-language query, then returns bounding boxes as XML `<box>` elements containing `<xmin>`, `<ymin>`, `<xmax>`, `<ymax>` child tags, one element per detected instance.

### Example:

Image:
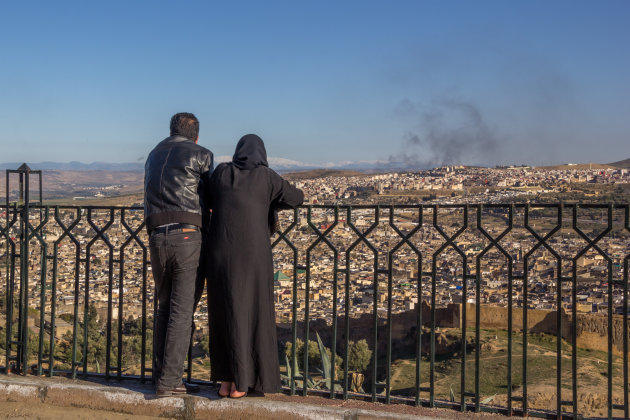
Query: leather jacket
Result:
<box><xmin>144</xmin><ymin>135</ymin><xmax>213</xmax><ymax>231</ymax></box>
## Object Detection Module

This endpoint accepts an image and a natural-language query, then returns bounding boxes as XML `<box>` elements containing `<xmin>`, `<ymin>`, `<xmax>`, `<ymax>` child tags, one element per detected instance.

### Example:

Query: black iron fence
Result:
<box><xmin>1</xmin><ymin>201</ymin><xmax>630</xmax><ymax>419</ymax></box>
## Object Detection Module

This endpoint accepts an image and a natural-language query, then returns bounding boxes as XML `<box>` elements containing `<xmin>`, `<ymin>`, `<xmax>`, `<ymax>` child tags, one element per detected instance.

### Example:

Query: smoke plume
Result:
<box><xmin>389</xmin><ymin>98</ymin><xmax>502</xmax><ymax>168</ymax></box>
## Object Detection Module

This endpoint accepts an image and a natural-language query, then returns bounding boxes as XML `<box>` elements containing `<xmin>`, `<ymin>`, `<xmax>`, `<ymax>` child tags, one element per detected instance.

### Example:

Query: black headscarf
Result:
<box><xmin>231</xmin><ymin>134</ymin><xmax>278</xmax><ymax>235</ymax></box>
<box><xmin>232</xmin><ymin>134</ymin><xmax>269</xmax><ymax>170</ymax></box>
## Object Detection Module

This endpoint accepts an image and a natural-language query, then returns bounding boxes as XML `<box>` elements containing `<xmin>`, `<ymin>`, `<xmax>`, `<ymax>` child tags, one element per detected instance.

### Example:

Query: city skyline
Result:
<box><xmin>1</xmin><ymin>1</ymin><xmax>629</xmax><ymax>167</ymax></box>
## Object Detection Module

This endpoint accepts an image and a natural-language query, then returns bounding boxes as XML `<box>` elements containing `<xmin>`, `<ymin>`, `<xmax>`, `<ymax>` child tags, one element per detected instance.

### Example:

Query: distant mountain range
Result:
<box><xmin>216</xmin><ymin>156</ymin><xmax>404</xmax><ymax>172</ymax></box>
<box><xmin>608</xmin><ymin>158</ymin><xmax>630</xmax><ymax>169</ymax></box>
<box><xmin>1</xmin><ymin>157</ymin><xmax>627</xmax><ymax>173</ymax></box>
<box><xmin>0</xmin><ymin>158</ymin><xmax>409</xmax><ymax>173</ymax></box>
<box><xmin>0</xmin><ymin>161</ymin><xmax>145</xmax><ymax>172</ymax></box>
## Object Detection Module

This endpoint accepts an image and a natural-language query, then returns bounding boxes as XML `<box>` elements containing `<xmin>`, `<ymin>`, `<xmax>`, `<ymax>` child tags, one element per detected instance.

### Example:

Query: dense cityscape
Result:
<box><xmin>1</xmin><ymin>165</ymin><xmax>628</xmax><ymax>337</ymax></box>
<box><xmin>0</xmin><ymin>164</ymin><xmax>629</xmax><ymax>417</ymax></box>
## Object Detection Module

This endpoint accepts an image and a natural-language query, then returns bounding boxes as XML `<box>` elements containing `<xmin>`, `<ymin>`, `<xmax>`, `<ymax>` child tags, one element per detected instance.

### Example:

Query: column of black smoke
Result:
<box><xmin>389</xmin><ymin>98</ymin><xmax>501</xmax><ymax>169</ymax></box>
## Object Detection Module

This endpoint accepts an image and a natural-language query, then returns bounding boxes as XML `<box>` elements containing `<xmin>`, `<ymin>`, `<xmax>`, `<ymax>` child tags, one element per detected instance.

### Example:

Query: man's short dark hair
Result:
<box><xmin>170</xmin><ymin>112</ymin><xmax>199</xmax><ymax>141</ymax></box>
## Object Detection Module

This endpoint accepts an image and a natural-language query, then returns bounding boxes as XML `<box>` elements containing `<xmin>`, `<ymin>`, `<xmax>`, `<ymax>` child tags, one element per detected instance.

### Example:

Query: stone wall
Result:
<box><xmin>446</xmin><ymin>303</ymin><xmax>628</xmax><ymax>354</ymax></box>
<box><xmin>277</xmin><ymin>303</ymin><xmax>629</xmax><ymax>357</ymax></box>
<box><xmin>576</xmin><ymin>313</ymin><xmax>627</xmax><ymax>355</ymax></box>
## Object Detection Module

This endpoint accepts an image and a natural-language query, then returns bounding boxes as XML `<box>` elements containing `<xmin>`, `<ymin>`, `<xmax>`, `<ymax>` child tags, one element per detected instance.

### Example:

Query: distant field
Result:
<box><xmin>44</xmin><ymin>193</ymin><xmax>144</xmax><ymax>207</ymax></box>
<box><xmin>536</xmin><ymin>163</ymin><xmax>617</xmax><ymax>171</ymax></box>
<box><xmin>0</xmin><ymin>170</ymin><xmax>143</xmax><ymax>202</ymax></box>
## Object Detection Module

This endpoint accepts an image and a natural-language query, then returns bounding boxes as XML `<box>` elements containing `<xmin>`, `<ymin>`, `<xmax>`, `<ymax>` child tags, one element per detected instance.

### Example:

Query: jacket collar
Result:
<box><xmin>165</xmin><ymin>135</ymin><xmax>195</xmax><ymax>143</ymax></box>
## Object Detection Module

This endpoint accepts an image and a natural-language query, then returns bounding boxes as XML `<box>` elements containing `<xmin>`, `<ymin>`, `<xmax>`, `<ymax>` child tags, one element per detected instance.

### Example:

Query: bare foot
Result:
<box><xmin>218</xmin><ymin>382</ymin><xmax>231</xmax><ymax>397</ymax></box>
<box><xmin>229</xmin><ymin>382</ymin><xmax>246</xmax><ymax>398</ymax></box>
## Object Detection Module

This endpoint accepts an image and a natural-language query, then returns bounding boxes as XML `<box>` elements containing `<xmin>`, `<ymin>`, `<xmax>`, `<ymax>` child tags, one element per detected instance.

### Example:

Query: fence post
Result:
<box><xmin>5</xmin><ymin>164</ymin><xmax>42</xmax><ymax>375</ymax></box>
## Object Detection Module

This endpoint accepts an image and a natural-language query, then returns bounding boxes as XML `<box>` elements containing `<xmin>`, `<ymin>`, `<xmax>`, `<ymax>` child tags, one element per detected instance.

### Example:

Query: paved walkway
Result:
<box><xmin>0</xmin><ymin>374</ymin><xmax>507</xmax><ymax>420</ymax></box>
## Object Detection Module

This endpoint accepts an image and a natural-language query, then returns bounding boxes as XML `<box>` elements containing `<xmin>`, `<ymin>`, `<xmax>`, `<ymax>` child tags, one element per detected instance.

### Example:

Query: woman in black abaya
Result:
<box><xmin>206</xmin><ymin>134</ymin><xmax>304</xmax><ymax>398</ymax></box>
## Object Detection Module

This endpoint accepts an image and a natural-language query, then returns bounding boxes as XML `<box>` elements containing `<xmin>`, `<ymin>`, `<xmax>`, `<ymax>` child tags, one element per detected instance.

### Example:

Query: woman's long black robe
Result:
<box><xmin>206</xmin><ymin>135</ymin><xmax>304</xmax><ymax>393</ymax></box>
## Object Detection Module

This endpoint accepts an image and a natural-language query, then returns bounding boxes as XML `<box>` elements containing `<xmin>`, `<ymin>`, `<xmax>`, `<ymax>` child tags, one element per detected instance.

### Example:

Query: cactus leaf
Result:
<box><xmin>316</xmin><ymin>331</ymin><xmax>331</xmax><ymax>381</ymax></box>
<box><xmin>284</xmin><ymin>354</ymin><xmax>292</xmax><ymax>379</ymax></box>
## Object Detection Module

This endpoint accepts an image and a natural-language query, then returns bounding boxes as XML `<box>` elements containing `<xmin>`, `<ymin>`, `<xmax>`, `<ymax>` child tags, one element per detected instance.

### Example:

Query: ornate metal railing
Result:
<box><xmin>1</xmin><ymin>202</ymin><xmax>630</xmax><ymax>420</ymax></box>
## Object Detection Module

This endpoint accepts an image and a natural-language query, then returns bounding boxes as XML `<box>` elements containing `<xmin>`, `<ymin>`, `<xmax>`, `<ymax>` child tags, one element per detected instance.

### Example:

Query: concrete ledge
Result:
<box><xmin>0</xmin><ymin>374</ymin><xmax>504</xmax><ymax>419</ymax></box>
<box><xmin>1</xmin><ymin>376</ymin><xmax>183</xmax><ymax>417</ymax></box>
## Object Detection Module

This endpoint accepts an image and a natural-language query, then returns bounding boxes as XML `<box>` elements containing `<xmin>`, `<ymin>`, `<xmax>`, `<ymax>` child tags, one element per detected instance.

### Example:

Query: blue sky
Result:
<box><xmin>1</xmin><ymin>0</ymin><xmax>628</xmax><ymax>167</ymax></box>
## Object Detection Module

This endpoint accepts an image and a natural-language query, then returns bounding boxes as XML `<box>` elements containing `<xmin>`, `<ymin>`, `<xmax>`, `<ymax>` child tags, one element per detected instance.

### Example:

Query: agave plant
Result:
<box><xmin>281</xmin><ymin>332</ymin><xmax>342</xmax><ymax>392</ymax></box>
<box><xmin>314</xmin><ymin>332</ymin><xmax>342</xmax><ymax>392</ymax></box>
<box><xmin>281</xmin><ymin>350</ymin><xmax>315</xmax><ymax>389</ymax></box>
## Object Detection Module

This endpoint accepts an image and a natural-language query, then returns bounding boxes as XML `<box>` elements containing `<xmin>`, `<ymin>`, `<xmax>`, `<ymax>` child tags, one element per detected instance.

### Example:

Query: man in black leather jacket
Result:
<box><xmin>144</xmin><ymin>112</ymin><xmax>213</xmax><ymax>397</ymax></box>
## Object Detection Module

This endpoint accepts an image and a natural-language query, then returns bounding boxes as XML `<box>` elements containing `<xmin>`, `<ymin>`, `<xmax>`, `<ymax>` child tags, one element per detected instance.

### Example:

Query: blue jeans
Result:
<box><xmin>150</xmin><ymin>228</ymin><xmax>202</xmax><ymax>389</ymax></box>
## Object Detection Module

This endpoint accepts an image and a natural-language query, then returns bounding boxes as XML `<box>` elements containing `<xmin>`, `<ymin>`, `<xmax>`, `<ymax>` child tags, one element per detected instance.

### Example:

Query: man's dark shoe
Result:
<box><xmin>156</xmin><ymin>384</ymin><xmax>188</xmax><ymax>397</ymax></box>
<box><xmin>184</xmin><ymin>382</ymin><xmax>200</xmax><ymax>393</ymax></box>
<box><xmin>156</xmin><ymin>382</ymin><xmax>200</xmax><ymax>397</ymax></box>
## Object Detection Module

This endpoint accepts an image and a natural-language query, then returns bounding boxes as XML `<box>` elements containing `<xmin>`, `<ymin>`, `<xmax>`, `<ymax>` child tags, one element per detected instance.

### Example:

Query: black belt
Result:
<box><xmin>150</xmin><ymin>223</ymin><xmax>199</xmax><ymax>234</ymax></box>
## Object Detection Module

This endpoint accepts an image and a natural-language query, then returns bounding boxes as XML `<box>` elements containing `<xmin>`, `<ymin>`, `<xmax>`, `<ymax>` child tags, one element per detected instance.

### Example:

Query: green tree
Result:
<box><xmin>348</xmin><ymin>339</ymin><xmax>371</xmax><ymax>373</ymax></box>
<box><xmin>19</xmin><ymin>327</ymin><xmax>41</xmax><ymax>360</ymax></box>
<box><xmin>122</xmin><ymin>315</ymin><xmax>142</xmax><ymax>336</ymax></box>
<box><xmin>57</xmin><ymin>330</ymin><xmax>78</xmax><ymax>366</ymax></box>
<box><xmin>120</xmin><ymin>322</ymin><xmax>152</xmax><ymax>372</ymax></box>
<box><xmin>72</xmin><ymin>304</ymin><xmax>107</xmax><ymax>372</ymax></box>
<box><xmin>59</xmin><ymin>313</ymin><xmax>74</xmax><ymax>323</ymax></box>
<box><xmin>56</xmin><ymin>323</ymin><xmax>95</xmax><ymax>369</ymax></box>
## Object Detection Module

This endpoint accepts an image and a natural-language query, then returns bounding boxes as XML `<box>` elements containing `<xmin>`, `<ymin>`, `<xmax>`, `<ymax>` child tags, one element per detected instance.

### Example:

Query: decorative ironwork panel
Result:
<box><xmin>0</xmin><ymin>203</ymin><xmax>628</xmax><ymax>420</ymax></box>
